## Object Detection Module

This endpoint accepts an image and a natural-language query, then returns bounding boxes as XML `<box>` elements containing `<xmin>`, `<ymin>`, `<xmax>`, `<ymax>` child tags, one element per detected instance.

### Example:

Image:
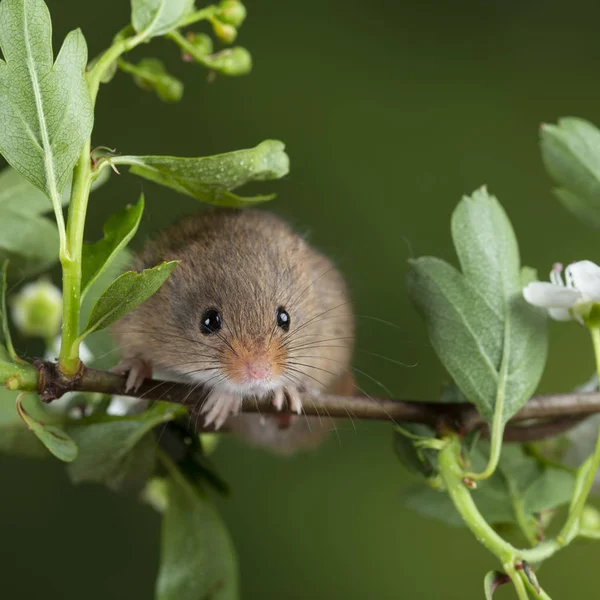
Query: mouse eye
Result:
<box><xmin>276</xmin><ymin>306</ymin><xmax>290</xmax><ymax>331</ymax></box>
<box><xmin>200</xmin><ymin>308</ymin><xmax>222</xmax><ymax>335</ymax></box>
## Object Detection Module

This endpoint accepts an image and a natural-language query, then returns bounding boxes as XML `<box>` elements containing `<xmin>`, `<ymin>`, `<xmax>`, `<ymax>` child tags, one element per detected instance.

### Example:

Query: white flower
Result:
<box><xmin>107</xmin><ymin>395</ymin><xmax>138</xmax><ymax>416</ymax></box>
<box><xmin>523</xmin><ymin>261</ymin><xmax>600</xmax><ymax>322</ymax></box>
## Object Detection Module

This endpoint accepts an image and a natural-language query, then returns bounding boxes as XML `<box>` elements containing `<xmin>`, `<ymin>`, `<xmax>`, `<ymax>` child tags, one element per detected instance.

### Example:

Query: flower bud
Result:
<box><xmin>132</xmin><ymin>58</ymin><xmax>184</xmax><ymax>103</ymax></box>
<box><xmin>186</xmin><ymin>32</ymin><xmax>213</xmax><ymax>58</ymax></box>
<box><xmin>211</xmin><ymin>19</ymin><xmax>237</xmax><ymax>44</ymax></box>
<box><xmin>580</xmin><ymin>505</ymin><xmax>600</xmax><ymax>537</ymax></box>
<box><xmin>218</xmin><ymin>0</ymin><xmax>247</xmax><ymax>27</ymax></box>
<box><xmin>11</xmin><ymin>279</ymin><xmax>61</xmax><ymax>339</ymax></box>
<box><xmin>205</xmin><ymin>47</ymin><xmax>252</xmax><ymax>76</ymax></box>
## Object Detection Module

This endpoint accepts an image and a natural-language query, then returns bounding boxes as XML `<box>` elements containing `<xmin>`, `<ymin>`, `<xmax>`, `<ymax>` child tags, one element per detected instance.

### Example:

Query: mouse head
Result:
<box><xmin>152</xmin><ymin>210</ymin><xmax>353</xmax><ymax>398</ymax></box>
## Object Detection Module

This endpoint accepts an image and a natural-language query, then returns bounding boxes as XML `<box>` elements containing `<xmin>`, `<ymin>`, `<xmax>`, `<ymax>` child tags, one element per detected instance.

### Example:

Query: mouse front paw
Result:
<box><xmin>201</xmin><ymin>390</ymin><xmax>242</xmax><ymax>429</ymax></box>
<box><xmin>112</xmin><ymin>357</ymin><xmax>152</xmax><ymax>392</ymax></box>
<box><xmin>272</xmin><ymin>385</ymin><xmax>304</xmax><ymax>415</ymax></box>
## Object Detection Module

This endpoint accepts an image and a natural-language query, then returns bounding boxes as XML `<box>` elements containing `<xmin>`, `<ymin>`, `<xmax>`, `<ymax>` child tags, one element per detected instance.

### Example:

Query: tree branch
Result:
<box><xmin>33</xmin><ymin>360</ymin><xmax>600</xmax><ymax>441</ymax></box>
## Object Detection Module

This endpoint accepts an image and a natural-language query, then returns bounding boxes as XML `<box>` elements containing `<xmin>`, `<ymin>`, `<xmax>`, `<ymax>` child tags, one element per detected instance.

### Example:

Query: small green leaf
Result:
<box><xmin>407</xmin><ymin>188</ymin><xmax>548</xmax><ymax>426</ymax></box>
<box><xmin>131</xmin><ymin>0</ymin><xmax>194</xmax><ymax>38</ymax></box>
<box><xmin>157</xmin><ymin>462</ymin><xmax>238</xmax><ymax>600</ymax></box>
<box><xmin>67</xmin><ymin>402</ymin><xmax>184</xmax><ymax>490</ymax></box>
<box><xmin>81</xmin><ymin>195</ymin><xmax>145</xmax><ymax>298</ymax></box>
<box><xmin>540</xmin><ymin>118</ymin><xmax>600</xmax><ymax>228</ymax></box>
<box><xmin>16</xmin><ymin>395</ymin><xmax>78</xmax><ymax>462</ymax></box>
<box><xmin>80</xmin><ymin>261</ymin><xmax>178</xmax><ymax>339</ymax></box>
<box><xmin>0</xmin><ymin>387</ymin><xmax>46</xmax><ymax>458</ymax></box>
<box><xmin>79</xmin><ymin>249</ymin><xmax>133</xmax><ymax>371</ymax></box>
<box><xmin>0</xmin><ymin>0</ymin><xmax>93</xmax><ymax>204</ymax></box>
<box><xmin>484</xmin><ymin>571</ymin><xmax>510</xmax><ymax>599</ymax></box>
<box><xmin>119</xmin><ymin>140</ymin><xmax>289</xmax><ymax>206</ymax></box>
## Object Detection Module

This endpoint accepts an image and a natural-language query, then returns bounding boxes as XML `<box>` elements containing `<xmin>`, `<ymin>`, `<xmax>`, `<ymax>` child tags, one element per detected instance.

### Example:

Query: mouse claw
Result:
<box><xmin>112</xmin><ymin>357</ymin><xmax>152</xmax><ymax>392</ymax></box>
<box><xmin>201</xmin><ymin>390</ymin><xmax>242</xmax><ymax>430</ymax></box>
<box><xmin>271</xmin><ymin>386</ymin><xmax>303</xmax><ymax>414</ymax></box>
<box><xmin>272</xmin><ymin>388</ymin><xmax>285</xmax><ymax>411</ymax></box>
<box><xmin>286</xmin><ymin>386</ymin><xmax>303</xmax><ymax>415</ymax></box>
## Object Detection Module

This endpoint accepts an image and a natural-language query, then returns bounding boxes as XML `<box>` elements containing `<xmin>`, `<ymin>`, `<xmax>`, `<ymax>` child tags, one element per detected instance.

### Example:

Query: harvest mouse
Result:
<box><xmin>111</xmin><ymin>209</ymin><xmax>355</xmax><ymax>438</ymax></box>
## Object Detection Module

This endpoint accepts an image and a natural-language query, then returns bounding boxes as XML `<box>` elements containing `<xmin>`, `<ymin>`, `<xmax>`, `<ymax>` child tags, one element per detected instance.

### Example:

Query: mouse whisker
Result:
<box><xmin>350</xmin><ymin>366</ymin><xmax>394</xmax><ymax>397</ymax></box>
<box><xmin>281</xmin><ymin>301</ymin><xmax>353</xmax><ymax>345</ymax></box>
<box><xmin>284</xmin><ymin>366</ymin><xmax>328</xmax><ymax>390</ymax></box>
<box><xmin>281</xmin><ymin>336</ymin><xmax>354</xmax><ymax>353</ymax></box>
<box><xmin>282</xmin><ymin>265</ymin><xmax>337</xmax><ymax>312</ymax></box>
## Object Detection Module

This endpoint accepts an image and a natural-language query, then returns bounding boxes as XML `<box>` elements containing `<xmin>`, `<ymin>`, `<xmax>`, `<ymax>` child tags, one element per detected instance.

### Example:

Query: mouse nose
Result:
<box><xmin>245</xmin><ymin>361</ymin><xmax>272</xmax><ymax>381</ymax></box>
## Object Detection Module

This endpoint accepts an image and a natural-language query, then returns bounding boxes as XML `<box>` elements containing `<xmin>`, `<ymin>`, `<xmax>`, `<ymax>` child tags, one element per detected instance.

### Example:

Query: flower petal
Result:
<box><xmin>567</xmin><ymin>261</ymin><xmax>600</xmax><ymax>301</ymax></box>
<box><xmin>548</xmin><ymin>307</ymin><xmax>572</xmax><ymax>321</ymax></box>
<box><xmin>523</xmin><ymin>282</ymin><xmax>581</xmax><ymax>308</ymax></box>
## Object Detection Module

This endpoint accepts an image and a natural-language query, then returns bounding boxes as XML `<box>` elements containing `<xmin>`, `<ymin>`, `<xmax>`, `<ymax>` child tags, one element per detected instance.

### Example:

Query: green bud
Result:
<box><xmin>155</xmin><ymin>78</ymin><xmax>184</xmax><ymax>103</ymax></box>
<box><xmin>130</xmin><ymin>58</ymin><xmax>184</xmax><ymax>103</ymax></box>
<box><xmin>211</xmin><ymin>18</ymin><xmax>237</xmax><ymax>44</ymax></box>
<box><xmin>580</xmin><ymin>505</ymin><xmax>600</xmax><ymax>539</ymax></box>
<box><xmin>204</xmin><ymin>47</ymin><xmax>252</xmax><ymax>76</ymax></box>
<box><xmin>142</xmin><ymin>477</ymin><xmax>169</xmax><ymax>513</ymax></box>
<box><xmin>218</xmin><ymin>0</ymin><xmax>247</xmax><ymax>27</ymax></box>
<box><xmin>185</xmin><ymin>32</ymin><xmax>213</xmax><ymax>59</ymax></box>
<box><xmin>11</xmin><ymin>279</ymin><xmax>62</xmax><ymax>339</ymax></box>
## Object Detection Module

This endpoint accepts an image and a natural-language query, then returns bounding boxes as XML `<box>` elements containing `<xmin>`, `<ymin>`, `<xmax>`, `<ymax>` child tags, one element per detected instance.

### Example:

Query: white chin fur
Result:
<box><xmin>164</xmin><ymin>367</ymin><xmax>281</xmax><ymax>398</ymax></box>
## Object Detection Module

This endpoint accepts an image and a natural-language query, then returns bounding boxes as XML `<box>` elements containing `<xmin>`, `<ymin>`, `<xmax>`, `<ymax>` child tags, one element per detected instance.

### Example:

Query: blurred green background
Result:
<box><xmin>2</xmin><ymin>0</ymin><xmax>600</xmax><ymax>598</ymax></box>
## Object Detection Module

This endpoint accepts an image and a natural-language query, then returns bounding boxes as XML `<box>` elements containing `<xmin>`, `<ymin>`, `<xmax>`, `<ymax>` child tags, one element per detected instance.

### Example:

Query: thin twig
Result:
<box><xmin>33</xmin><ymin>361</ymin><xmax>600</xmax><ymax>441</ymax></box>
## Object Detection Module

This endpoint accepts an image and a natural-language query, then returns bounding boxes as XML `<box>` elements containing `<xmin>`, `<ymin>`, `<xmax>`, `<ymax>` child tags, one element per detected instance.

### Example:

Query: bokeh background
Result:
<box><xmin>2</xmin><ymin>0</ymin><xmax>600</xmax><ymax>597</ymax></box>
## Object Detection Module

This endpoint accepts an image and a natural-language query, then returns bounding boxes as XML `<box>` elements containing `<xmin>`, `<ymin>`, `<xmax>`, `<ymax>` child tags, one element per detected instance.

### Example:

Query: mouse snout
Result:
<box><xmin>244</xmin><ymin>360</ymin><xmax>273</xmax><ymax>382</ymax></box>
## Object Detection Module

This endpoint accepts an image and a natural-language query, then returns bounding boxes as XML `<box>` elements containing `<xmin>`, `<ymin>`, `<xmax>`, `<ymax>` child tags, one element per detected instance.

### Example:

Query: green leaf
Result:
<box><xmin>0</xmin><ymin>387</ymin><xmax>47</xmax><ymax>458</ymax></box>
<box><xmin>540</xmin><ymin>118</ymin><xmax>600</xmax><ymax>228</ymax></box>
<box><xmin>0</xmin><ymin>166</ymin><xmax>68</xmax><ymax>215</ymax></box>
<box><xmin>16</xmin><ymin>395</ymin><xmax>78</xmax><ymax>462</ymax></box>
<box><xmin>484</xmin><ymin>571</ymin><xmax>509</xmax><ymax>599</ymax></box>
<box><xmin>81</xmin><ymin>195</ymin><xmax>145</xmax><ymax>298</ymax></box>
<box><xmin>80</xmin><ymin>261</ymin><xmax>178</xmax><ymax>339</ymax></box>
<box><xmin>0</xmin><ymin>0</ymin><xmax>93</xmax><ymax>203</ymax></box>
<box><xmin>80</xmin><ymin>249</ymin><xmax>133</xmax><ymax>371</ymax></box>
<box><xmin>0</xmin><ymin>166</ymin><xmax>110</xmax><ymax>279</ymax></box>
<box><xmin>0</xmin><ymin>208</ymin><xmax>59</xmax><ymax>279</ymax></box>
<box><xmin>403</xmin><ymin>443</ymin><xmax>573</xmax><ymax>529</ymax></box>
<box><xmin>131</xmin><ymin>0</ymin><xmax>194</xmax><ymax>38</ymax></box>
<box><xmin>120</xmin><ymin>140</ymin><xmax>290</xmax><ymax>206</ymax></box>
<box><xmin>523</xmin><ymin>469</ymin><xmax>574</xmax><ymax>515</ymax></box>
<box><xmin>0</xmin><ymin>165</ymin><xmax>109</xmax><ymax>214</ymax></box>
<box><xmin>157</xmin><ymin>464</ymin><xmax>238</xmax><ymax>600</ymax></box>
<box><xmin>67</xmin><ymin>402</ymin><xmax>184</xmax><ymax>490</ymax></box>
<box><xmin>407</xmin><ymin>188</ymin><xmax>548</xmax><ymax>426</ymax></box>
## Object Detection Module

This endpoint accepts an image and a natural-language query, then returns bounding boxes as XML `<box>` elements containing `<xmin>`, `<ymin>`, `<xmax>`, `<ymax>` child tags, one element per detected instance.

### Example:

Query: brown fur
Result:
<box><xmin>112</xmin><ymin>209</ymin><xmax>354</xmax><ymax>407</ymax></box>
